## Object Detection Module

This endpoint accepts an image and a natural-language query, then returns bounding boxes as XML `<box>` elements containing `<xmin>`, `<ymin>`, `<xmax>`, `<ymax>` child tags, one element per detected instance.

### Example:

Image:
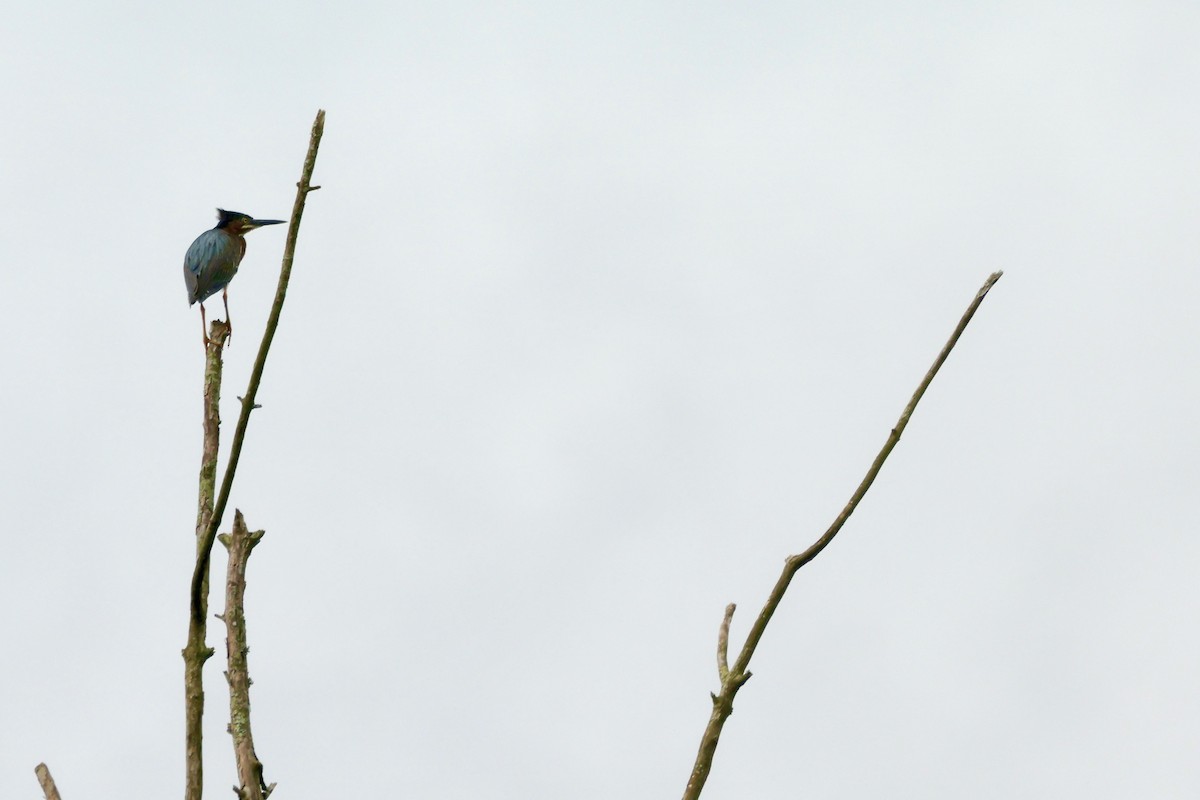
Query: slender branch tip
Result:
<box><xmin>679</xmin><ymin>271</ymin><xmax>1003</xmax><ymax>800</ymax></box>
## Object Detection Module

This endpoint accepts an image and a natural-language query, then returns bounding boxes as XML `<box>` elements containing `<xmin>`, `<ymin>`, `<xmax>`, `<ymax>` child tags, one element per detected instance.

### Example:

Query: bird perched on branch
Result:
<box><xmin>184</xmin><ymin>208</ymin><xmax>285</xmax><ymax>345</ymax></box>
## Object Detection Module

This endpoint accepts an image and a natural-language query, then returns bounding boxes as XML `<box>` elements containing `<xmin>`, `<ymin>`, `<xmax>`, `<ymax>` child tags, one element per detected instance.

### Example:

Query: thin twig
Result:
<box><xmin>190</xmin><ymin>109</ymin><xmax>325</xmax><ymax>623</ymax></box>
<box><xmin>681</xmin><ymin>271</ymin><xmax>1003</xmax><ymax>800</ymax></box>
<box><xmin>717</xmin><ymin>604</ymin><xmax>735</xmax><ymax>681</ymax></box>
<box><xmin>34</xmin><ymin>763</ymin><xmax>62</xmax><ymax>800</ymax></box>
<box><xmin>221</xmin><ymin>510</ymin><xmax>276</xmax><ymax>800</ymax></box>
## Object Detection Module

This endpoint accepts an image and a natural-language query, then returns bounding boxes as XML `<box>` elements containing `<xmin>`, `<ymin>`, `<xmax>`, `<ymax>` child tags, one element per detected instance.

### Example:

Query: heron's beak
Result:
<box><xmin>247</xmin><ymin>218</ymin><xmax>287</xmax><ymax>230</ymax></box>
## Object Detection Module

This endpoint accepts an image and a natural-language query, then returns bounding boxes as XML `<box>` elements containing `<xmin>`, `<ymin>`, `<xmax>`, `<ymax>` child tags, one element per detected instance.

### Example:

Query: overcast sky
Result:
<box><xmin>3</xmin><ymin>2</ymin><xmax>1198</xmax><ymax>798</ymax></box>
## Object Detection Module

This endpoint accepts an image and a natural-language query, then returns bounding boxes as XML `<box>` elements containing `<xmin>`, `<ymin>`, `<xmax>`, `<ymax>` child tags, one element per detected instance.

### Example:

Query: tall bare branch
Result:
<box><xmin>183</xmin><ymin>109</ymin><xmax>325</xmax><ymax>800</ymax></box>
<box><xmin>190</xmin><ymin>109</ymin><xmax>326</xmax><ymax>623</ymax></box>
<box><xmin>682</xmin><ymin>271</ymin><xmax>1004</xmax><ymax>800</ymax></box>
<box><xmin>183</xmin><ymin>320</ymin><xmax>229</xmax><ymax>800</ymax></box>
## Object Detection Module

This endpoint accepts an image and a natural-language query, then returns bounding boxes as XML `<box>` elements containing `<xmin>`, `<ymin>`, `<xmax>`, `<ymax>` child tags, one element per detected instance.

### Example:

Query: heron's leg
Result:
<box><xmin>200</xmin><ymin>302</ymin><xmax>210</xmax><ymax>347</ymax></box>
<box><xmin>223</xmin><ymin>288</ymin><xmax>232</xmax><ymax>342</ymax></box>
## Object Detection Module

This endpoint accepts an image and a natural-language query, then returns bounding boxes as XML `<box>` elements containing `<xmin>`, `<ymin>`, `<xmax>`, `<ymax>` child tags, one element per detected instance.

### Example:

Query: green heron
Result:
<box><xmin>184</xmin><ymin>208</ymin><xmax>285</xmax><ymax>345</ymax></box>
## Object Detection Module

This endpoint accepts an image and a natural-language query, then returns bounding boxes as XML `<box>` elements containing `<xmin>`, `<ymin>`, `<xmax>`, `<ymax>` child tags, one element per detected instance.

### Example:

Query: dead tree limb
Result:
<box><xmin>219</xmin><ymin>511</ymin><xmax>275</xmax><ymax>800</ymax></box>
<box><xmin>183</xmin><ymin>109</ymin><xmax>325</xmax><ymax>800</ymax></box>
<box><xmin>183</xmin><ymin>320</ymin><xmax>229</xmax><ymax>800</ymax></box>
<box><xmin>34</xmin><ymin>763</ymin><xmax>62</xmax><ymax>800</ymax></box>
<box><xmin>681</xmin><ymin>271</ymin><xmax>1004</xmax><ymax>800</ymax></box>
<box><xmin>190</xmin><ymin>109</ymin><xmax>326</xmax><ymax>624</ymax></box>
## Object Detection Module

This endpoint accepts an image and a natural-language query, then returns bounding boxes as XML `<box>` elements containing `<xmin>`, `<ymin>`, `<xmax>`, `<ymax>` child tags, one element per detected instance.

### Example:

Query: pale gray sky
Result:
<box><xmin>3</xmin><ymin>2</ymin><xmax>1198</xmax><ymax>798</ymax></box>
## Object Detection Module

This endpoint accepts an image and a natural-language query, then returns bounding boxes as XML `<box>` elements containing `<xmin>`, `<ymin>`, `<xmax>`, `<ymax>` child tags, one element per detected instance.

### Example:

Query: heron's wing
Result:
<box><xmin>183</xmin><ymin>230</ymin><xmax>241</xmax><ymax>305</ymax></box>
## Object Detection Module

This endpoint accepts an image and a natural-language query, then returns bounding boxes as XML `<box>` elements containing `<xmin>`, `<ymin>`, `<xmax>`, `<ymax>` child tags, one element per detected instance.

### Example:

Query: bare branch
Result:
<box><xmin>183</xmin><ymin>110</ymin><xmax>324</xmax><ymax>800</ymax></box>
<box><xmin>221</xmin><ymin>510</ymin><xmax>275</xmax><ymax>800</ymax></box>
<box><xmin>34</xmin><ymin>763</ymin><xmax>62</xmax><ymax>800</ymax></box>
<box><xmin>190</xmin><ymin>108</ymin><xmax>326</xmax><ymax>624</ymax></box>
<box><xmin>681</xmin><ymin>271</ymin><xmax>1004</xmax><ymax>800</ymax></box>
<box><xmin>183</xmin><ymin>320</ymin><xmax>229</xmax><ymax>800</ymax></box>
<box><xmin>717</xmin><ymin>604</ymin><xmax>735</xmax><ymax>681</ymax></box>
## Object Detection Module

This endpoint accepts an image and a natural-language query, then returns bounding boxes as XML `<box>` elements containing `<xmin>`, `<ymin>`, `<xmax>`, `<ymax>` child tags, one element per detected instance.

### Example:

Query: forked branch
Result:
<box><xmin>681</xmin><ymin>271</ymin><xmax>1003</xmax><ymax>800</ymax></box>
<box><xmin>190</xmin><ymin>109</ymin><xmax>326</xmax><ymax>624</ymax></box>
<box><xmin>183</xmin><ymin>109</ymin><xmax>325</xmax><ymax>800</ymax></box>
